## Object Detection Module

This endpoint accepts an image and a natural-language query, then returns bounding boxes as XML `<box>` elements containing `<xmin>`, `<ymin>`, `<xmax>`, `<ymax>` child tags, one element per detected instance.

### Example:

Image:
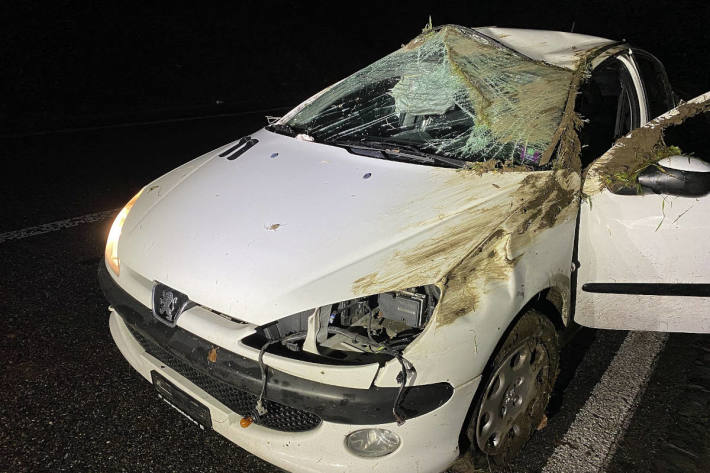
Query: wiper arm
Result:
<box><xmin>265</xmin><ymin>123</ymin><xmax>299</xmax><ymax>137</ymax></box>
<box><xmin>266</xmin><ymin>123</ymin><xmax>318</xmax><ymax>142</ymax></box>
<box><xmin>332</xmin><ymin>139</ymin><xmax>434</xmax><ymax>164</ymax></box>
<box><xmin>329</xmin><ymin>139</ymin><xmax>464</xmax><ymax>168</ymax></box>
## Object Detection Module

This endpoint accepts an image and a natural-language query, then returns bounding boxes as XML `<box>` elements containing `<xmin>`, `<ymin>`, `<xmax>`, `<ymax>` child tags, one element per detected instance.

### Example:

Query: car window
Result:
<box><xmin>632</xmin><ymin>49</ymin><xmax>675</xmax><ymax>119</ymax></box>
<box><xmin>282</xmin><ymin>25</ymin><xmax>575</xmax><ymax>167</ymax></box>
<box><xmin>662</xmin><ymin>110</ymin><xmax>710</xmax><ymax>163</ymax></box>
<box><xmin>576</xmin><ymin>55</ymin><xmax>642</xmax><ymax>168</ymax></box>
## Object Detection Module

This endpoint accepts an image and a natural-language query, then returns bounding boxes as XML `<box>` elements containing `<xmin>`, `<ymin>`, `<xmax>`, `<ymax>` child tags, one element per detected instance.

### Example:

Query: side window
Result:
<box><xmin>576</xmin><ymin>56</ymin><xmax>642</xmax><ymax>167</ymax></box>
<box><xmin>663</xmin><ymin>111</ymin><xmax>710</xmax><ymax>164</ymax></box>
<box><xmin>632</xmin><ymin>49</ymin><xmax>675</xmax><ymax>119</ymax></box>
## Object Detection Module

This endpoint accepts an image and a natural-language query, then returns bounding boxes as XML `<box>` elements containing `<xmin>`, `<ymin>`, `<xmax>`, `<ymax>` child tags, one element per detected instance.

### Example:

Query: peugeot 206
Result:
<box><xmin>99</xmin><ymin>24</ymin><xmax>710</xmax><ymax>472</ymax></box>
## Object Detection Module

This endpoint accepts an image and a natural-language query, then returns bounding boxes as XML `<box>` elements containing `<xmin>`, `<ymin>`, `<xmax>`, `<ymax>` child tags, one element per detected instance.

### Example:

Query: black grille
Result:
<box><xmin>127</xmin><ymin>326</ymin><xmax>322</xmax><ymax>432</ymax></box>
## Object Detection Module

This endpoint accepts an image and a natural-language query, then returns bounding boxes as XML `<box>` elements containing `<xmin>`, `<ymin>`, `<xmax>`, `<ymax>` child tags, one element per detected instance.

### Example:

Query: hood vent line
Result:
<box><xmin>220</xmin><ymin>137</ymin><xmax>259</xmax><ymax>160</ymax></box>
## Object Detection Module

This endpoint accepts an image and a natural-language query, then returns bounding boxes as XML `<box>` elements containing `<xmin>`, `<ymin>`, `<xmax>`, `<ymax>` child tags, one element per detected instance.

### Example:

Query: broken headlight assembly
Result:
<box><xmin>243</xmin><ymin>285</ymin><xmax>440</xmax><ymax>362</ymax></box>
<box><xmin>243</xmin><ymin>285</ymin><xmax>440</xmax><ymax>424</ymax></box>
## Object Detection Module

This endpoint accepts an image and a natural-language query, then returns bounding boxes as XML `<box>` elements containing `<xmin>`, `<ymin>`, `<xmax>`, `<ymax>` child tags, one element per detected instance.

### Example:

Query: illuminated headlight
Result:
<box><xmin>345</xmin><ymin>428</ymin><xmax>401</xmax><ymax>457</ymax></box>
<box><xmin>105</xmin><ymin>189</ymin><xmax>143</xmax><ymax>276</ymax></box>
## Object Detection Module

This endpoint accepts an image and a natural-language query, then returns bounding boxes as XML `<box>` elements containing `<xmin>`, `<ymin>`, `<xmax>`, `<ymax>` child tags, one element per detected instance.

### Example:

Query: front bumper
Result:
<box><xmin>101</xmin><ymin>263</ymin><xmax>480</xmax><ymax>472</ymax></box>
<box><xmin>111</xmin><ymin>312</ymin><xmax>478</xmax><ymax>473</ymax></box>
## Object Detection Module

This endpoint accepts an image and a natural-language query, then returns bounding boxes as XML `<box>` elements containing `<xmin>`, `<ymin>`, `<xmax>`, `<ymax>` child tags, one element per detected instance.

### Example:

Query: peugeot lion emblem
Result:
<box><xmin>159</xmin><ymin>290</ymin><xmax>179</xmax><ymax>321</ymax></box>
<box><xmin>152</xmin><ymin>283</ymin><xmax>189</xmax><ymax>326</ymax></box>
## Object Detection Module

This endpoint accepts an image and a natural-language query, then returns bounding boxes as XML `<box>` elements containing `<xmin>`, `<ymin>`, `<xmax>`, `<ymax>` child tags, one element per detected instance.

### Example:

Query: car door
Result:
<box><xmin>574</xmin><ymin>92</ymin><xmax>710</xmax><ymax>332</ymax></box>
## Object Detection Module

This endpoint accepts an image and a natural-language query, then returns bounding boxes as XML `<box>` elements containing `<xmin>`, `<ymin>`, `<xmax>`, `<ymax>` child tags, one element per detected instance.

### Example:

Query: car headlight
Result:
<box><xmin>252</xmin><ymin>286</ymin><xmax>441</xmax><ymax>346</ymax></box>
<box><xmin>345</xmin><ymin>428</ymin><xmax>401</xmax><ymax>457</ymax></box>
<box><xmin>105</xmin><ymin>189</ymin><xmax>143</xmax><ymax>276</ymax></box>
<box><xmin>243</xmin><ymin>286</ymin><xmax>441</xmax><ymax>426</ymax></box>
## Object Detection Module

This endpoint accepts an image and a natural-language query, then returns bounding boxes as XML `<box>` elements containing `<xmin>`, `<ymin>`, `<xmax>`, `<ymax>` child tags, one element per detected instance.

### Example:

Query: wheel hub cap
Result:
<box><xmin>475</xmin><ymin>340</ymin><xmax>549</xmax><ymax>454</ymax></box>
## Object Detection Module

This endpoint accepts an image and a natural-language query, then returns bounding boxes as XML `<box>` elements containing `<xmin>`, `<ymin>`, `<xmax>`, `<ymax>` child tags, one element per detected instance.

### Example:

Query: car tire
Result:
<box><xmin>466</xmin><ymin>308</ymin><xmax>560</xmax><ymax>467</ymax></box>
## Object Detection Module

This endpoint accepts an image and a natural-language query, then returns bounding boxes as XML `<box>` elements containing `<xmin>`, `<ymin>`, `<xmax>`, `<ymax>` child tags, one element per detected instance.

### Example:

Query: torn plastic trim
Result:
<box><xmin>252</xmin><ymin>327</ymin><xmax>417</xmax><ymax>424</ymax></box>
<box><xmin>245</xmin><ymin>287</ymin><xmax>440</xmax><ymax>425</ymax></box>
<box><xmin>255</xmin><ymin>331</ymin><xmax>308</xmax><ymax>417</ymax></box>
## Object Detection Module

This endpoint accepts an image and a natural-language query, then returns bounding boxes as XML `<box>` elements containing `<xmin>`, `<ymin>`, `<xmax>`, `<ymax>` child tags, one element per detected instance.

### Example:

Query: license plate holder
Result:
<box><xmin>151</xmin><ymin>371</ymin><xmax>212</xmax><ymax>430</ymax></box>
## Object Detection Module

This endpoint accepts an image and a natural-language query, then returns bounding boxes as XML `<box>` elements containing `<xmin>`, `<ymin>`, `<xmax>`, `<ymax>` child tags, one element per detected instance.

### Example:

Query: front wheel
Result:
<box><xmin>467</xmin><ymin>309</ymin><xmax>559</xmax><ymax>465</ymax></box>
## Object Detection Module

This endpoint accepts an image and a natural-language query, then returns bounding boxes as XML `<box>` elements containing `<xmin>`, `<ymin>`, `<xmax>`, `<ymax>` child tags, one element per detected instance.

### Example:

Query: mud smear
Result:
<box><xmin>538</xmin><ymin>49</ymin><xmax>597</xmax><ymax>170</ymax></box>
<box><xmin>436</xmin><ymin>170</ymin><xmax>580</xmax><ymax>326</ymax></box>
<box><xmin>352</xmin><ymin>169</ymin><xmax>580</xmax><ymax>327</ymax></box>
<box><xmin>351</xmin><ymin>41</ymin><xmax>618</xmax><ymax>329</ymax></box>
<box><xmin>584</xmin><ymin>93</ymin><xmax>710</xmax><ymax>195</ymax></box>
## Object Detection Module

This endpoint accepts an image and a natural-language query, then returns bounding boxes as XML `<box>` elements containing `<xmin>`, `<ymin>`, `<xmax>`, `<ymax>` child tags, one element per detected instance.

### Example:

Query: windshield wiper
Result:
<box><xmin>329</xmin><ymin>138</ymin><xmax>464</xmax><ymax>168</ymax></box>
<box><xmin>265</xmin><ymin>123</ymin><xmax>300</xmax><ymax>137</ymax></box>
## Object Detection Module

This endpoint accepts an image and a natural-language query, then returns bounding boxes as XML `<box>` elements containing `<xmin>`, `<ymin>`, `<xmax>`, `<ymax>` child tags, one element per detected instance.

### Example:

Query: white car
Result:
<box><xmin>99</xmin><ymin>24</ymin><xmax>710</xmax><ymax>472</ymax></box>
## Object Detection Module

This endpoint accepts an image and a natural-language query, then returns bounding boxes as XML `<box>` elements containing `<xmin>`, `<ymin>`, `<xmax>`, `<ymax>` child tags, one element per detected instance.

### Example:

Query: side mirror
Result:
<box><xmin>637</xmin><ymin>155</ymin><xmax>710</xmax><ymax>197</ymax></box>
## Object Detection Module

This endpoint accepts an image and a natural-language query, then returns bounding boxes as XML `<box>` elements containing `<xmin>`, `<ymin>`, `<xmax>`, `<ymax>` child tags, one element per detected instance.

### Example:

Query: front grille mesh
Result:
<box><xmin>127</xmin><ymin>325</ymin><xmax>322</xmax><ymax>432</ymax></box>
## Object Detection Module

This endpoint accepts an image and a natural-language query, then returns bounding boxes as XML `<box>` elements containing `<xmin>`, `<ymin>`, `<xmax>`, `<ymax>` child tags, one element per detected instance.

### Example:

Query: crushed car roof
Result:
<box><xmin>474</xmin><ymin>27</ymin><xmax>617</xmax><ymax>70</ymax></box>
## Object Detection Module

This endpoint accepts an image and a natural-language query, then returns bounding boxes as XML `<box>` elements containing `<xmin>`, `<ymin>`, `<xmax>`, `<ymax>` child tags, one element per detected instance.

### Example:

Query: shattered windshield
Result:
<box><xmin>282</xmin><ymin>26</ymin><xmax>575</xmax><ymax>166</ymax></box>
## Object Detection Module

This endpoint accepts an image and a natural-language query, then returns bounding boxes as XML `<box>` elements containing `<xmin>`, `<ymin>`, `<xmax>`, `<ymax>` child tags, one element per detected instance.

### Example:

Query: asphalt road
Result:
<box><xmin>1</xmin><ymin>116</ymin><xmax>708</xmax><ymax>472</ymax></box>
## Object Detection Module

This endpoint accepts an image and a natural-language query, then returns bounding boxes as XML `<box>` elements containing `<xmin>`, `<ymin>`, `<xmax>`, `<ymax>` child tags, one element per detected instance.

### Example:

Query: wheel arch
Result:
<box><xmin>480</xmin><ymin>286</ymin><xmax>566</xmax><ymax>376</ymax></box>
<box><xmin>529</xmin><ymin>287</ymin><xmax>567</xmax><ymax>331</ymax></box>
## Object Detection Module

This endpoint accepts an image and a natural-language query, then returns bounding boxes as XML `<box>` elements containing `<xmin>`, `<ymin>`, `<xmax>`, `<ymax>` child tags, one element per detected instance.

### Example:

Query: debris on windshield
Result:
<box><xmin>282</xmin><ymin>25</ymin><xmax>575</xmax><ymax>167</ymax></box>
<box><xmin>295</xmin><ymin>133</ymin><xmax>314</xmax><ymax>142</ymax></box>
<box><xmin>459</xmin><ymin>159</ymin><xmax>534</xmax><ymax>174</ymax></box>
<box><xmin>460</xmin><ymin>159</ymin><xmax>498</xmax><ymax>175</ymax></box>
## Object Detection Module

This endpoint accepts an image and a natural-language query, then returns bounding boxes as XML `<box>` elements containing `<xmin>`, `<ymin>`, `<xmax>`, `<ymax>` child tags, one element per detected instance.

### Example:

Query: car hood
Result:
<box><xmin>120</xmin><ymin>129</ymin><xmax>532</xmax><ymax>325</ymax></box>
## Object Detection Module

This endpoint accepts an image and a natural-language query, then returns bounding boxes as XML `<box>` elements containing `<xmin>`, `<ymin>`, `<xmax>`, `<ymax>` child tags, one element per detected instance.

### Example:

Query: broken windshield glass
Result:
<box><xmin>282</xmin><ymin>25</ymin><xmax>575</xmax><ymax>167</ymax></box>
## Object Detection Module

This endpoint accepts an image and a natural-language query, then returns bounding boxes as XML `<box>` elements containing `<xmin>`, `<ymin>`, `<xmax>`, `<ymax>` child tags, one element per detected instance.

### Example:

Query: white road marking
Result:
<box><xmin>542</xmin><ymin>331</ymin><xmax>668</xmax><ymax>473</ymax></box>
<box><xmin>0</xmin><ymin>209</ymin><xmax>118</xmax><ymax>244</ymax></box>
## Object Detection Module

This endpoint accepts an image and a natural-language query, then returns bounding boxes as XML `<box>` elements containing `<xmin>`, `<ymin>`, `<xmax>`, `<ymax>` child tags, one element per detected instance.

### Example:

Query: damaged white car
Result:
<box><xmin>99</xmin><ymin>24</ymin><xmax>710</xmax><ymax>473</ymax></box>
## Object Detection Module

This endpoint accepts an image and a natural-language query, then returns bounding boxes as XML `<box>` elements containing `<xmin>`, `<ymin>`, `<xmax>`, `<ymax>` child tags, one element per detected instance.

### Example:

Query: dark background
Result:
<box><xmin>1</xmin><ymin>0</ymin><xmax>708</xmax><ymax>136</ymax></box>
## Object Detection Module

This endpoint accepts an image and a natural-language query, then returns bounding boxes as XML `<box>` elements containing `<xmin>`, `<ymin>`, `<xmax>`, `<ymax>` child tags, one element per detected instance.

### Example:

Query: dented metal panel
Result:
<box><xmin>473</xmin><ymin>27</ymin><xmax>616</xmax><ymax>70</ymax></box>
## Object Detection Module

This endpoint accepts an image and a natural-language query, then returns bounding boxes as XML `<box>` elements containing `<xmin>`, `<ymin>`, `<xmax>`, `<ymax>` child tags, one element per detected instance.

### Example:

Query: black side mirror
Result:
<box><xmin>638</xmin><ymin>156</ymin><xmax>710</xmax><ymax>197</ymax></box>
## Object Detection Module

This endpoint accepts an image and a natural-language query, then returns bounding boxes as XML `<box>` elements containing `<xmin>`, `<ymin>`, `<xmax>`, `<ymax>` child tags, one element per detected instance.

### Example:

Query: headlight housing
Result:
<box><xmin>105</xmin><ymin>189</ymin><xmax>143</xmax><ymax>276</ymax></box>
<box><xmin>345</xmin><ymin>428</ymin><xmax>401</xmax><ymax>457</ymax></box>
<box><xmin>244</xmin><ymin>285</ymin><xmax>440</xmax><ymax>358</ymax></box>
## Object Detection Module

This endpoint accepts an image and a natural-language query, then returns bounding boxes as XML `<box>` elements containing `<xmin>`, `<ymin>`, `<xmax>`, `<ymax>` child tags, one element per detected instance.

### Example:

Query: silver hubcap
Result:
<box><xmin>475</xmin><ymin>340</ymin><xmax>548</xmax><ymax>454</ymax></box>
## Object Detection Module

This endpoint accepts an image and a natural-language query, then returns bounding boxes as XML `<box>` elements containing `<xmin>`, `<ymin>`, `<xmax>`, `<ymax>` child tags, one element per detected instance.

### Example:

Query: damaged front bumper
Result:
<box><xmin>99</xmin><ymin>263</ymin><xmax>475</xmax><ymax>472</ymax></box>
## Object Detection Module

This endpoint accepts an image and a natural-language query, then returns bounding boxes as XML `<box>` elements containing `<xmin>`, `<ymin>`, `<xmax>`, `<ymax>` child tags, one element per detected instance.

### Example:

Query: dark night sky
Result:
<box><xmin>1</xmin><ymin>0</ymin><xmax>708</xmax><ymax>134</ymax></box>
